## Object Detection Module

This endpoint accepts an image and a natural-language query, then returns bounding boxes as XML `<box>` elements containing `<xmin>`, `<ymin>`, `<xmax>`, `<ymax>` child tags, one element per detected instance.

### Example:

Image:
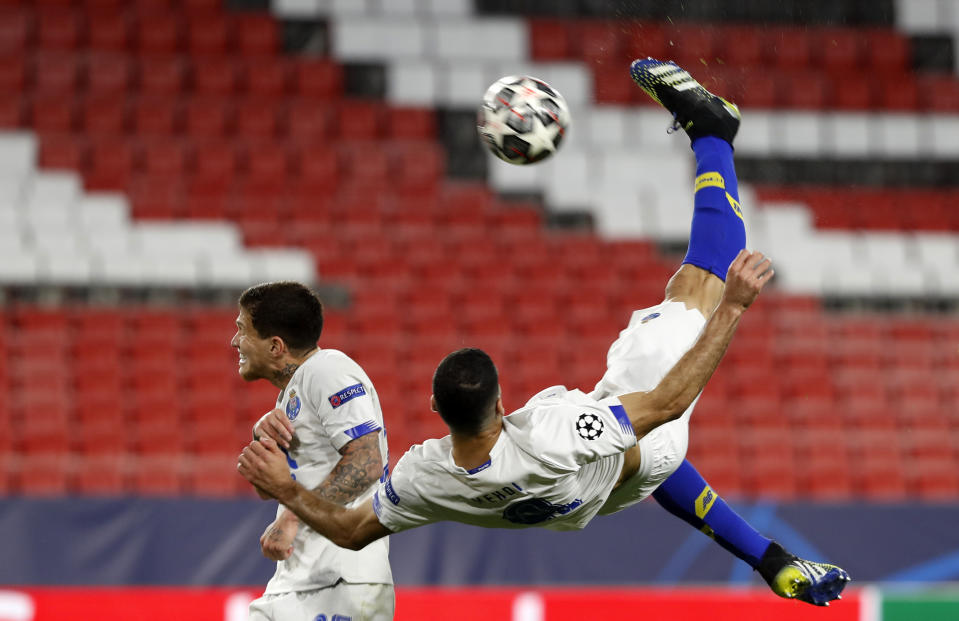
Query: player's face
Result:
<box><xmin>231</xmin><ymin>309</ymin><xmax>273</xmax><ymax>382</ymax></box>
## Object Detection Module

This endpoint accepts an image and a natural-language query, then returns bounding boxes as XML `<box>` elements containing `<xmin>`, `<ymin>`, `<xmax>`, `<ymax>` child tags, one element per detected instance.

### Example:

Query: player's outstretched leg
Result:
<box><xmin>652</xmin><ymin>461</ymin><xmax>850</xmax><ymax>606</ymax></box>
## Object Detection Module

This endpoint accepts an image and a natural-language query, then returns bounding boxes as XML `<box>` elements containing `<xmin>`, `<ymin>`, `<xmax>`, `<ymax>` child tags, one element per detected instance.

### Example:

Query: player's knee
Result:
<box><xmin>664</xmin><ymin>265</ymin><xmax>723</xmax><ymax>317</ymax></box>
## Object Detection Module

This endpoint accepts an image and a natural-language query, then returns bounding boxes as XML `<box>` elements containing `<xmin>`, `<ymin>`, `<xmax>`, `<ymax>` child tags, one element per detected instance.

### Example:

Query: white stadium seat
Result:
<box><xmin>432</xmin><ymin>18</ymin><xmax>527</xmax><ymax>61</ymax></box>
<box><xmin>333</xmin><ymin>18</ymin><xmax>426</xmax><ymax>60</ymax></box>
<box><xmin>0</xmin><ymin>133</ymin><xmax>37</xmax><ymax>178</ymax></box>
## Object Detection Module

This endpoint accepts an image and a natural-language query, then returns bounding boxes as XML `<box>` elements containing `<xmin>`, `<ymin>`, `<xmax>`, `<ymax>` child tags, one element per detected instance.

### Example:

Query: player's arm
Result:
<box><xmin>619</xmin><ymin>249</ymin><xmax>773</xmax><ymax>438</ymax></box>
<box><xmin>259</xmin><ymin>433</ymin><xmax>384</xmax><ymax>559</ymax></box>
<box><xmin>239</xmin><ymin>437</ymin><xmax>393</xmax><ymax>551</ymax></box>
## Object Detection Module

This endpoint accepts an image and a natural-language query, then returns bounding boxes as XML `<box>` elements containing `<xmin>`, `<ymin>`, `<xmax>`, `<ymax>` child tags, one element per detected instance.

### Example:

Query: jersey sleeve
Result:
<box><xmin>302</xmin><ymin>359</ymin><xmax>382</xmax><ymax>451</ymax></box>
<box><xmin>523</xmin><ymin>396</ymin><xmax>636</xmax><ymax>470</ymax></box>
<box><xmin>371</xmin><ymin>450</ymin><xmax>436</xmax><ymax>533</ymax></box>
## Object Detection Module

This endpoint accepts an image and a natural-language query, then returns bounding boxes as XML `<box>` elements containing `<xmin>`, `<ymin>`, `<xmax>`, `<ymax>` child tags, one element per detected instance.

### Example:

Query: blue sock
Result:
<box><xmin>653</xmin><ymin>459</ymin><xmax>771</xmax><ymax>568</ymax></box>
<box><xmin>682</xmin><ymin>136</ymin><xmax>746</xmax><ymax>281</ymax></box>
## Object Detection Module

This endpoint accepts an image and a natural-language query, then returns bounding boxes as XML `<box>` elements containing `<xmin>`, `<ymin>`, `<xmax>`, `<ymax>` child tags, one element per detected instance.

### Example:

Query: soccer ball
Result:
<box><xmin>477</xmin><ymin>75</ymin><xmax>570</xmax><ymax>165</ymax></box>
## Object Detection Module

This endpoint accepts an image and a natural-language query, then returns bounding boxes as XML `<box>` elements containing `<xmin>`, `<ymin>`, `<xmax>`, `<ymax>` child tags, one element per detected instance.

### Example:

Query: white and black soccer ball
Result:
<box><xmin>576</xmin><ymin>413</ymin><xmax>604</xmax><ymax>440</ymax></box>
<box><xmin>477</xmin><ymin>75</ymin><xmax>570</xmax><ymax>165</ymax></box>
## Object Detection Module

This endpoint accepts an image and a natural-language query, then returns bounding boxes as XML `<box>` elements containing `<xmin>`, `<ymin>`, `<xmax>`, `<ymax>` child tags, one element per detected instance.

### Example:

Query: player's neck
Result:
<box><xmin>268</xmin><ymin>348</ymin><xmax>318</xmax><ymax>389</ymax></box>
<box><xmin>450</xmin><ymin>421</ymin><xmax>502</xmax><ymax>471</ymax></box>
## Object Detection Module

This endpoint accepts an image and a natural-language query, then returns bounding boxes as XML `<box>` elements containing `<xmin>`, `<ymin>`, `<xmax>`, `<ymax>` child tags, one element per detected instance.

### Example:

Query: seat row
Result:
<box><xmin>530</xmin><ymin>19</ymin><xmax>911</xmax><ymax>75</ymax></box>
<box><xmin>0</xmin><ymin>53</ymin><xmax>344</xmax><ymax>102</ymax></box>
<box><xmin>0</xmin><ymin>6</ymin><xmax>279</xmax><ymax>57</ymax></box>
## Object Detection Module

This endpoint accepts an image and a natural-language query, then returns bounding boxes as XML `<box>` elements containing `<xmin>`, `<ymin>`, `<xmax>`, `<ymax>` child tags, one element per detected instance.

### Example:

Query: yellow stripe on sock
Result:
<box><xmin>695</xmin><ymin>485</ymin><xmax>717</xmax><ymax>519</ymax></box>
<box><xmin>727</xmin><ymin>192</ymin><xmax>745</xmax><ymax>221</ymax></box>
<box><xmin>695</xmin><ymin>172</ymin><xmax>725</xmax><ymax>192</ymax></box>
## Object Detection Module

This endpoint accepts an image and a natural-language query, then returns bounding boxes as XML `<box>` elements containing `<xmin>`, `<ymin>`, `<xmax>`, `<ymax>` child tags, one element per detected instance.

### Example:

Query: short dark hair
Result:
<box><xmin>432</xmin><ymin>348</ymin><xmax>500</xmax><ymax>434</ymax></box>
<box><xmin>238</xmin><ymin>281</ymin><xmax>323</xmax><ymax>353</ymax></box>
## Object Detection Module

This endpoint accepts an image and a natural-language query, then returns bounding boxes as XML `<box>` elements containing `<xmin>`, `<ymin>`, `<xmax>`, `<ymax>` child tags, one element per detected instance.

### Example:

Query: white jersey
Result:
<box><xmin>372</xmin><ymin>387</ymin><xmax>636</xmax><ymax>533</ymax></box>
<box><xmin>263</xmin><ymin>348</ymin><xmax>393</xmax><ymax>595</ymax></box>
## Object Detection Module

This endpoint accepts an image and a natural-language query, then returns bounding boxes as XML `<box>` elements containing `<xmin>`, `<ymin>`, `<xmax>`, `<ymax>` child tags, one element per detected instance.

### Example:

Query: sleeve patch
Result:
<box><xmin>385</xmin><ymin>480</ymin><xmax>400</xmax><ymax>505</ymax></box>
<box><xmin>344</xmin><ymin>420</ymin><xmax>382</xmax><ymax>440</ymax></box>
<box><xmin>372</xmin><ymin>492</ymin><xmax>382</xmax><ymax>516</ymax></box>
<box><xmin>329</xmin><ymin>383</ymin><xmax>367</xmax><ymax>408</ymax></box>
<box><xmin>609</xmin><ymin>404</ymin><xmax>634</xmax><ymax>436</ymax></box>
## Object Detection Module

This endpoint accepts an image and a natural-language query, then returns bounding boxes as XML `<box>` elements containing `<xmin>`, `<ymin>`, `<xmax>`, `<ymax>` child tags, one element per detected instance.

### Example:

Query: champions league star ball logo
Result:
<box><xmin>576</xmin><ymin>413</ymin><xmax>604</xmax><ymax>440</ymax></box>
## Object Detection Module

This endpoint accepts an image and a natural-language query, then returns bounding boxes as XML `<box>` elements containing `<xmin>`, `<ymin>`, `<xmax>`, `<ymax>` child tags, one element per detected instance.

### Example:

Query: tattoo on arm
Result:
<box><xmin>314</xmin><ymin>433</ymin><xmax>383</xmax><ymax>506</ymax></box>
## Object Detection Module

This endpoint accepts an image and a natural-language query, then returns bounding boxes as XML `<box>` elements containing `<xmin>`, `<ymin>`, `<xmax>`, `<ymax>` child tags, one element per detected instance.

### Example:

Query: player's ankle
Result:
<box><xmin>756</xmin><ymin>541</ymin><xmax>793</xmax><ymax>585</ymax></box>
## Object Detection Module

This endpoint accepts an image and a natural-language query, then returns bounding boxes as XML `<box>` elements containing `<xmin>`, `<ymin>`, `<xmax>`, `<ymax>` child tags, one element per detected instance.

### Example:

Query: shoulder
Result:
<box><xmin>393</xmin><ymin>437</ymin><xmax>451</xmax><ymax>475</ymax></box>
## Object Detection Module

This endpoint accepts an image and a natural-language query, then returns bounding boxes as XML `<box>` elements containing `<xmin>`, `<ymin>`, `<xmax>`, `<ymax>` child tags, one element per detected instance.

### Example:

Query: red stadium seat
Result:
<box><xmin>234</xmin><ymin>97</ymin><xmax>281</xmax><ymax>139</ymax></box>
<box><xmin>335</xmin><ymin>100</ymin><xmax>384</xmax><ymax>140</ymax></box>
<box><xmin>87</xmin><ymin>10</ymin><xmax>131</xmax><ymax>52</ymax></box>
<box><xmin>18</xmin><ymin>453</ymin><xmax>71</xmax><ymax>495</ymax></box>
<box><xmin>832</xmin><ymin>73</ymin><xmax>875</xmax><ymax>110</ymax></box>
<box><xmin>86</xmin><ymin>137</ymin><xmax>136</xmax><ymax>190</ymax></box>
<box><xmin>191</xmin><ymin>454</ymin><xmax>245</xmax><ymax>496</ymax></box>
<box><xmin>86</xmin><ymin>53</ymin><xmax>133</xmax><ymax>97</ymax></box>
<box><xmin>667</xmin><ymin>23</ymin><xmax>717</xmax><ymax>69</ymax></box>
<box><xmin>764</xmin><ymin>27</ymin><xmax>813</xmax><ymax>70</ymax></box>
<box><xmin>36</xmin><ymin>9</ymin><xmax>83</xmax><ymax>50</ymax></box>
<box><xmin>528</xmin><ymin>19</ymin><xmax>572</xmax><ymax>60</ymax></box>
<box><xmin>137</xmin><ymin>55</ymin><xmax>186</xmax><ymax>95</ymax></box>
<box><xmin>39</xmin><ymin>133</ymin><xmax>88</xmax><ymax>170</ymax></box>
<box><xmin>285</xmin><ymin>100</ymin><xmax>333</xmax><ymax>141</ymax></box>
<box><xmin>73</xmin><ymin>454</ymin><xmax>128</xmax><ymax>494</ymax></box>
<box><xmin>243</xmin><ymin>57</ymin><xmax>290</xmax><ymax>98</ymax></box>
<box><xmin>32</xmin><ymin>51</ymin><xmax>82</xmax><ymax>95</ymax></box>
<box><xmin>291</xmin><ymin>58</ymin><xmax>343</xmax><ymax>100</ymax></box>
<box><xmin>233</xmin><ymin>13</ymin><xmax>277</xmax><ymax>57</ymax></box>
<box><xmin>131</xmin><ymin>96</ymin><xmax>181</xmax><ymax>136</ymax></box>
<box><xmin>189</xmin><ymin>140</ymin><xmax>239</xmax><ymax>193</ymax></box>
<box><xmin>783</xmin><ymin>71</ymin><xmax>832</xmax><ymax>109</ymax></box>
<box><xmin>592</xmin><ymin>63</ymin><xmax>636</xmax><ymax>104</ymax></box>
<box><xmin>30</xmin><ymin>94</ymin><xmax>77</xmax><ymax>133</ymax></box>
<box><xmin>131</xmin><ymin>454</ymin><xmax>186</xmax><ymax>495</ymax></box>
<box><xmin>81</xmin><ymin>95</ymin><xmax>129</xmax><ymax>138</ymax></box>
<box><xmin>385</xmin><ymin>106</ymin><xmax>436</xmax><ymax>140</ymax></box>
<box><xmin>191</xmin><ymin>56</ymin><xmax>241</xmax><ymax>96</ymax></box>
<box><xmin>878</xmin><ymin>74</ymin><xmax>920</xmax><ymax>110</ymax></box>
<box><xmin>578</xmin><ymin>21</ymin><xmax>624</xmax><ymax>64</ymax></box>
<box><xmin>182</xmin><ymin>95</ymin><xmax>233</xmax><ymax>138</ymax></box>
<box><xmin>0</xmin><ymin>9</ymin><xmax>30</xmax><ymax>55</ymax></box>
<box><xmin>139</xmin><ymin>138</ymin><xmax>189</xmax><ymax>177</ymax></box>
<box><xmin>719</xmin><ymin>26</ymin><xmax>763</xmax><ymax>67</ymax></box>
<box><xmin>622</xmin><ymin>21</ymin><xmax>669</xmax><ymax>63</ymax></box>
<box><xmin>920</xmin><ymin>74</ymin><xmax>959</xmax><ymax>111</ymax></box>
<box><xmin>0</xmin><ymin>52</ymin><xmax>26</xmax><ymax>94</ymax></box>
<box><xmin>186</xmin><ymin>14</ymin><xmax>230</xmax><ymax>56</ymax></box>
<box><xmin>816</xmin><ymin>28</ymin><xmax>863</xmax><ymax>71</ymax></box>
<box><xmin>863</xmin><ymin>29</ymin><xmax>910</xmax><ymax>75</ymax></box>
<box><xmin>134</xmin><ymin>13</ymin><xmax>182</xmax><ymax>56</ymax></box>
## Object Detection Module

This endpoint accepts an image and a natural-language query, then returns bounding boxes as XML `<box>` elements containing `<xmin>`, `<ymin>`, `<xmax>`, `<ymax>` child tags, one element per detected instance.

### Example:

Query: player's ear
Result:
<box><xmin>430</xmin><ymin>395</ymin><xmax>438</xmax><ymax>412</ymax></box>
<box><xmin>495</xmin><ymin>396</ymin><xmax>505</xmax><ymax>417</ymax></box>
<box><xmin>269</xmin><ymin>336</ymin><xmax>285</xmax><ymax>356</ymax></box>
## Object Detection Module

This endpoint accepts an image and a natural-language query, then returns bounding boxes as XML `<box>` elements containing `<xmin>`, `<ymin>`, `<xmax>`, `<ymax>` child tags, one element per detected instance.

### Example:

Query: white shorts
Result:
<box><xmin>588</xmin><ymin>300</ymin><xmax>707</xmax><ymax>515</ymax></box>
<box><xmin>248</xmin><ymin>581</ymin><xmax>395</xmax><ymax>621</ymax></box>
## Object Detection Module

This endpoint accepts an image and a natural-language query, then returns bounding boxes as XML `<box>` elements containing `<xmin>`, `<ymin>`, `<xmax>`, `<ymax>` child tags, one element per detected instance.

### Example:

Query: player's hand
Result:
<box><xmin>721</xmin><ymin>249</ymin><xmax>774</xmax><ymax>311</ymax></box>
<box><xmin>259</xmin><ymin>513</ymin><xmax>299</xmax><ymax>561</ymax></box>
<box><xmin>238</xmin><ymin>437</ymin><xmax>298</xmax><ymax>502</ymax></box>
<box><xmin>253</xmin><ymin>407</ymin><xmax>295</xmax><ymax>449</ymax></box>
